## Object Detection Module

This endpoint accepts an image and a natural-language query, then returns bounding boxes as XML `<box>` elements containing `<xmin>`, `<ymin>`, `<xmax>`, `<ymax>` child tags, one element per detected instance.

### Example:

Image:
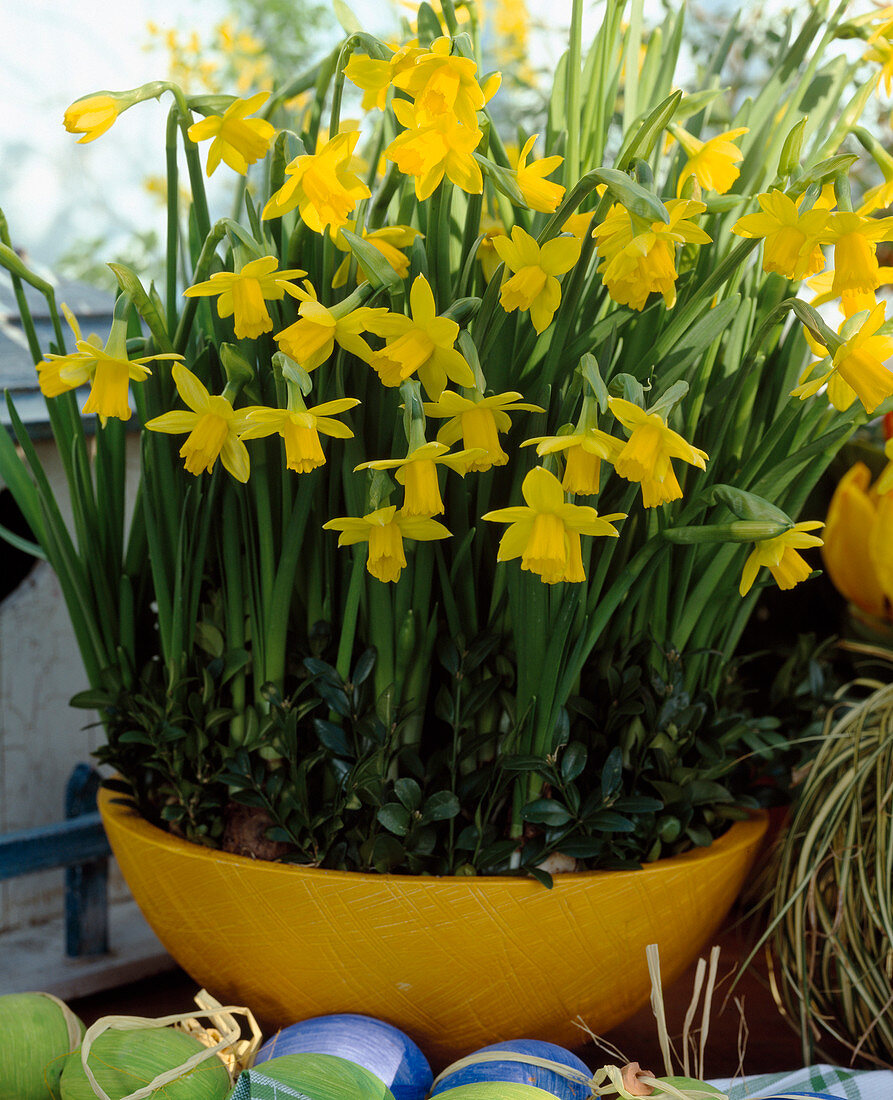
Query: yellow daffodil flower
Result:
<box><xmin>423</xmin><ymin>390</ymin><xmax>543</xmax><ymax>471</ymax></box>
<box><xmin>239</xmin><ymin>398</ymin><xmax>360</xmax><ymax>473</ymax></box>
<box><xmin>482</xmin><ymin>466</ymin><xmax>624</xmax><ymax>584</ymax></box>
<box><xmin>608</xmin><ymin>397</ymin><xmax>708</xmax><ymax>508</ymax></box>
<box><xmin>356</xmin><ymin>441</ymin><xmax>483</xmax><ymax>516</ymax></box>
<box><xmin>477</xmin><ymin>230</ymin><xmax>504</xmax><ymax>283</ymax></box>
<box><xmin>386</xmin><ymin>101</ymin><xmax>483</xmax><ymax>200</ymax></box>
<box><xmin>791</xmin><ymin>324</ymin><xmax>859</xmax><ymax>411</ymax></box>
<box><xmin>365</xmin><ymin>275</ymin><xmax>475</xmax><ymax>398</ymax></box>
<box><xmin>732</xmin><ymin>190</ymin><xmax>828</xmax><ymax>281</ymax></box>
<box><xmin>878</xmin><ymin>436</ymin><xmax>893</xmax><ymax>495</ymax></box>
<box><xmin>819</xmin><ymin>211</ymin><xmax>893</xmax><ymax>297</ymax></box>
<box><xmin>183</xmin><ymin>257</ymin><xmax>306</xmax><ymax>339</ymax></box>
<box><xmin>822</xmin><ymin>462</ymin><xmax>893</xmax><ymax>619</ymax></box>
<box><xmin>856</xmin><ymin>141</ymin><xmax>893</xmax><ymax>215</ymax></box>
<box><xmin>739</xmin><ymin>521</ymin><xmax>824</xmax><ymax>596</ymax></box>
<box><xmin>806</xmin><ymin>267</ymin><xmax>893</xmax><ymax>319</ymax></box>
<box><xmin>63</xmin><ymin>94</ymin><xmax>120</xmax><ymax>143</ymax></box>
<box><xmin>323</xmin><ymin>506</ymin><xmax>451</xmax><ymax>583</ymax></box>
<box><xmin>262</xmin><ymin>130</ymin><xmax>371</xmax><ymax>233</ymax></box>
<box><xmin>36</xmin><ymin>304</ymin><xmax>181</xmax><ymax>422</ymax></box>
<box><xmin>392</xmin><ymin>37</ymin><xmax>494</xmax><ymax>130</ymax></box>
<box><xmin>865</xmin><ymin>33</ymin><xmax>893</xmax><ymax>95</ymax></box>
<box><xmin>522</xmin><ymin>429</ymin><xmax>625</xmax><ymax>494</ymax></box>
<box><xmin>594</xmin><ymin>200</ymin><xmax>711</xmax><ymax>311</ymax></box>
<box><xmin>493</xmin><ymin>227</ymin><xmax>581</xmax><ymax>333</ymax></box>
<box><xmin>342</xmin><ymin>46</ymin><xmax>423</xmax><ymax>111</ymax></box>
<box><xmin>513</xmin><ymin>135</ymin><xmax>564</xmax><ymax>213</ymax></box>
<box><xmin>791</xmin><ymin>301</ymin><xmax>893</xmax><ymax>413</ymax></box>
<box><xmin>144</xmin><ymin>364</ymin><xmax>254</xmax><ymax>481</ymax></box>
<box><xmin>275</xmin><ymin>283</ymin><xmax>386</xmax><ymax>370</ymax></box>
<box><xmin>346</xmin><ymin>55</ymin><xmax>394</xmax><ymax>110</ymax></box>
<box><xmin>674</xmin><ymin>126</ymin><xmax>748</xmax><ymax>196</ymax></box>
<box><xmin>562</xmin><ymin>210</ymin><xmax>596</xmax><ymax>238</ymax></box>
<box><xmin>475</xmin><ymin>213</ymin><xmax>506</xmax><ymax>282</ymax></box>
<box><xmin>187</xmin><ymin>92</ymin><xmax>276</xmax><ymax>176</ymax></box>
<box><xmin>330</xmin><ymin>222</ymin><xmax>422</xmax><ymax>288</ymax></box>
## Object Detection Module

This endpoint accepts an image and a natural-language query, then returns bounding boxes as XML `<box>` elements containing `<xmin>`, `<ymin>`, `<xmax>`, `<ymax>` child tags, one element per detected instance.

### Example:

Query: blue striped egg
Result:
<box><xmin>253</xmin><ymin>1014</ymin><xmax>432</xmax><ymax>1100</ymax></box>
<box><xmin>430</xmin><ymin>1039</ymin><xmax>592</xmax><ymax>1100</ymax></box>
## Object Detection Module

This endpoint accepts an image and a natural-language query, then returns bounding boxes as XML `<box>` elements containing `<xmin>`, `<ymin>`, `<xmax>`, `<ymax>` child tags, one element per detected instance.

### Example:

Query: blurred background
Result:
<box><xmin>5</xmin><ymin>0</ymin><xmax>755</xmax><ymax>280</ymax></box>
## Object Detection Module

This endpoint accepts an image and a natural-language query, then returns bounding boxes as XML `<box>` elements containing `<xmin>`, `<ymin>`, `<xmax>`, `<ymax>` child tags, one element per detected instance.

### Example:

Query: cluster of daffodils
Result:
<box><xmin>50</xmin><ymin>5</ymin><xmax>893</xmax><ymax>615</ymax></box>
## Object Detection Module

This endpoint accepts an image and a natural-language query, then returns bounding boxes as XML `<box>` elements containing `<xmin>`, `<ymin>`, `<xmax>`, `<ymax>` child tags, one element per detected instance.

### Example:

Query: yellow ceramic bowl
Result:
<box><xmin>99</xmin><ymin>788</ymin><xmax>766</xmax><ymax>1063</ymax></box>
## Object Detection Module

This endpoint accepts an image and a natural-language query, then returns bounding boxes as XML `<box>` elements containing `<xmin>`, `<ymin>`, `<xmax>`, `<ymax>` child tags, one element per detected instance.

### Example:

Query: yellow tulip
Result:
<box><xmin>822</xmin><ymin>462</ymin><xmax>893</xmax><ymax>620</ymax></box>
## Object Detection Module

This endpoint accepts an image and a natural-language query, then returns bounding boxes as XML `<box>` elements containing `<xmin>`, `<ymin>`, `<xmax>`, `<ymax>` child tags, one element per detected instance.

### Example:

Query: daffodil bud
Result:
<box><xmin>63</xmin><ymin>83</ymin><xmax>168</xmax><ymax>144</ymax></box>
<box><xmin>711</xmin><ymin>484</ymin><xmax>793</xmax><ymax>525</ymax></box>
<box><xmin>778</xmin><ymin>117</ymin><xmax>808</xmax><ymax>179</ymax></box>
<box><xmin>664</xmin><ymin>521</ymin><xmax>792</xmax><ymax>545</ymax></box>
<box><xmin>220</xmin><ymin>344</ymin><xmax>256</xmax><ymax>388</ymax></box>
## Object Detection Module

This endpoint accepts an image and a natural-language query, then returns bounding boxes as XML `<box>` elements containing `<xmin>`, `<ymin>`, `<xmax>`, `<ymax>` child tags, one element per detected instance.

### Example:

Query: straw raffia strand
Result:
<box><xmin>178</xmin><ymin>989</ymin><xmax>263</xmax><ymax>1074</ymax></box>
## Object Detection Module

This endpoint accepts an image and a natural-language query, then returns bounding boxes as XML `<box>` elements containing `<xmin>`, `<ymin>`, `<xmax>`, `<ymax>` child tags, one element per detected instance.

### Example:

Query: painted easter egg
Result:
<box><xmin>434</xmin><ymin>1086</ymin><xmax>560</xmax><ymax>1100</ymax></box>
<box><xmin>59</xmin><ymin>1026</ymin><xmax>231</xmax><ymax>1100</ymax></box>
<box><xmin>430</xmin><ymin>1039</ymin><xmax>592</xmax><ymax>1100</ymax></box>
<box><xmin>229</xmin><ymin>1052</ymin><xmax>395</xmax><ymax>1100</ymax></box>
<box><xmin>0</xmin><ymin>992</ymin><xmax>84</xmax><ymax>1100</ymax></box>
<box><xmin>254</xmin><ymin>1014</ymin><xmax>432</xmax><ymax>1100</ymax></box>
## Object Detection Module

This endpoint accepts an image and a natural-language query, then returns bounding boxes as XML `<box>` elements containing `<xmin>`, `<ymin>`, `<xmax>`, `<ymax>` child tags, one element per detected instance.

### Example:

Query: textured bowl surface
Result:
<box><xmin>99</xmin><ymin>789</ymin><xmax>767</xmax><ymax>1064</ymax></box>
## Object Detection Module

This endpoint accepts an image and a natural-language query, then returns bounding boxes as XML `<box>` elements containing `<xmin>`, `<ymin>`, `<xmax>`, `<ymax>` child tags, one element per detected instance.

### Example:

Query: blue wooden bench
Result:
<box><xmin>0</xmin><ymin>763</ymin><xmax>111</xmax><ymax>956</ymax></box>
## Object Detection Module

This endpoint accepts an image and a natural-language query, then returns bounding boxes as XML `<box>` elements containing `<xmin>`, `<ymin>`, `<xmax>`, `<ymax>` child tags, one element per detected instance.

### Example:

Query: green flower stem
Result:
<box><xmin>539</xmin><ymin>231</ymin><xmax>597</xmax><ymax>389</ymax></box>
<box><xmin>621</xmin><ymin>0</ymin><xmax>645</xmax><ymax>133</ymax></box>
<box><xmin>368</xmin><ymin>577</ymin><xmax>395</xmax><ymax>722</ymax></box>
<box><xmin>336</xmin><ymin>546</ymin><xmax>367</xmax><ymax>683</ymax></box>
<box><xmin>173</xmin><ymin>221</ymin><xmax>227</xmax><ymax>353</ymax></box>
<box><xmin>250</xmin><ymin>446</ymin><xmax>277</xmax><ymax>647</ymax></box>
<box><xmin>427</xmin><ymin>182</ymin><xmax>453</xmax><ymax>306</ymax></box>
<box><xmin>265</xmin><ymin>475</ymin><xmax>317</xmax><ymax>692</ymax></box>
<box><xmin>222</xmin><ymin>488</ymin><xmax>247</xmax><ymax>742</ymax></box>
<box><xmin>439</xmin><ymin>0</ymin><xmax>461</xmax><ymax>36</ymax></box>
<box><xmin>165</xmin><ymin>107</ymin><xmax>180</xmax><ymax>335</ymax></box>
<box><xmin>555</xmin><ymin>537</ymin><xmax>664</xmax><ymax>704</ymax></box>
<box><xmin>565</xmin><ymin>0</ymin><xmax>584</xmax><ymax>187</ymax></box>
<box><xmin>177</xmin><ymin>115</ymin><xmax>212</xmax><ymax>246</ymax></box>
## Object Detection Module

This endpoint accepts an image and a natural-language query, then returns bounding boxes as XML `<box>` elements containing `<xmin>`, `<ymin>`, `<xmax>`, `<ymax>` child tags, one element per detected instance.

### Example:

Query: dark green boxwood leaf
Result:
<box><xmin>523</xmin><ymin>799</ymin><xmax>573</xmax><ymax>826</ymax></box>
<box><xmin>588</xmin><ymin>811</ymin><xmax>636</xmax><ymax>833</ymax></box>
<box><xmin>561</xmin><ymin>742</ymin><xmax>587</xmax><ymax>782</ymax></box>
<box><xmin>394</xmin><ymin>777</ymin><xmax>422</xmax><ymax>812</ymax></box>
<box><xmin>377</xmin><ymin>803</ymin><xmax>411</xmax><ymax>836</ymax></box>
<box><xmin>421</xmin><ymin>791</ymin><xmax>460</xmax><ymax>822</ymax></box>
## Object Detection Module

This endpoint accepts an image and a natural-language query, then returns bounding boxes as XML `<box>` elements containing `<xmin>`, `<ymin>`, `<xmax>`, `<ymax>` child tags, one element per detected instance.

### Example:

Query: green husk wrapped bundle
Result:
<box><xmin>59</xmin><ymin>1025</ymin><xmax>231</xmax><ymax>1100</ymax></box>
<box><xmin>0</xmin><ymin>992</ymin><xmax>84</xmax><ymax>1100</ymax></box>
<box><xmin>229</xmin><ymin>1052</ymin><xmax>397</xmax><ymax>1099</ymax></box>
